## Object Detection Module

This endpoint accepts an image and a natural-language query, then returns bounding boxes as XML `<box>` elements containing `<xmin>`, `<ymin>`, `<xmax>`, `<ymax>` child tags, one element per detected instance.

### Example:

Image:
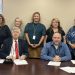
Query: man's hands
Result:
<box><xmin>53</xmin><ymin>55</ymin><xmax>61</xmax><ymax>62</ymax></box>
<box><xmin>19</xmin><ymin>55</ymin><xmax>26</xmax><ymax>60</ymax></box>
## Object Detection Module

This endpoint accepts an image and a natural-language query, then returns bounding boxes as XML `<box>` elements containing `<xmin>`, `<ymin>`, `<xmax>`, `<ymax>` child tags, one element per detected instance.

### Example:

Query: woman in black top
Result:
<box><xmin>0</xmin><ymin>14</ymin><xmax>11</xmax><ymax>48</ymax></box>
<box><xmin>46</xmin><ymin>18</ymin><xmax>65</xmax><ymax>43</ymax></box>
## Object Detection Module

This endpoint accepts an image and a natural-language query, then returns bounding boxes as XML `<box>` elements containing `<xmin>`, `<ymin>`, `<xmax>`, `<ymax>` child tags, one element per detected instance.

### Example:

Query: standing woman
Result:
<box><xmin>0</xmin><ymin>14</ymin><xmax>11</xmax><ymax>48</ymax></box>
<box><xmin>14</xmin><ymin>17</ymin><xmax>22</xmax><ymax>27</ymax></box>
<box><xmin>46</xmin><ymin>18</ymin><xmax>65</xmax><ymax>43</ymax></box>
<box><xmin>14</xmin><ymin>17</ymin><xmax>24</xmax><ymax>39</ymax></box>
<box><xmin>24</xmin><ymin>12</ymin><xmax>46</xmax><ymax>58</ymax></box>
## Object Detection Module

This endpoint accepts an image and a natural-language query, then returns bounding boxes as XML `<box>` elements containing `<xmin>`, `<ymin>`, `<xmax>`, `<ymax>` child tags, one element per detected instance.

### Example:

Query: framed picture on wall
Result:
<box><xmin>0</xmin><ymin>0</ymin><xmax>3</xmax><ymax>14</ymax></box>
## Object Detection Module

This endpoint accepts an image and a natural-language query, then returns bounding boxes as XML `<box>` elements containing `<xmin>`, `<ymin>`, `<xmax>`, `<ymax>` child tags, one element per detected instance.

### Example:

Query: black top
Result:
<box><xmin>46</xmin><ymin>27</ymin><xmax>65</xmax><ymax>43</ymax></box>
<box><xmin>0</xmin><ymin>25</ymin><xmax>11</xmax><ymax>48</ymax></box>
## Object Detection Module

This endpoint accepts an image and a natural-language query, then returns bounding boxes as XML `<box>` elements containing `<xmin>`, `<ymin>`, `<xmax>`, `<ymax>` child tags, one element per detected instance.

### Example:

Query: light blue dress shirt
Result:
<box><xmin>41</xmin><ymin>42</ymin><xmax>71</xmax><ymax>61</ymax></box>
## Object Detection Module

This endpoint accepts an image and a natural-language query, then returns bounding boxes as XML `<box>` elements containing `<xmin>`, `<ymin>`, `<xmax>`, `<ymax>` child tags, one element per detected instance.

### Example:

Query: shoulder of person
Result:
<box><xmin>25</xmin><ymin>23</ymin><xmax>33</xmax><ymax>28</ymax></box>
<box><xmin>38</xmin><ymin>23</ymin><xmax>46</xmax><ymax>30</ymax></box>
<box><xmin>39</xmin><ymin>23</ymin><xmax>46</xmax><ymax>27</ymax></box>
<box><xmin>61</xmin><ymin>42</ymin><xmax>68</xmax><ymax>47</ymax></box>
<box><xmin>26</xmin><ymin>22</ymin><xmax>33</xmax><ymax>25</ymax></box>
<box><xmin>18</xmin><ymin>39</ymin><xmax>27</xmax><ymax>43</ymax></box>
<box><xmin>4</xmin><ymin>25</ymin><xmax>9</xmax><ymax>27</ymax></box>
<box><xmin>44</xmin><ymin>42</ymin><xmax>52</xmax><ymax>47</ymax></box>
<box><xmin>2</xmin><ymin>25</ymin><xmax>9</xmax><ymax>28</ymax></box>
<box><xmin>46</xmin><ymin>27</ymin><xmax>53</xmax><ymax>33</ymax></box>
<box><xmin>68</xmin><ymin>26</ymin><xmax>75</xmax><ymax>31</ymax></box>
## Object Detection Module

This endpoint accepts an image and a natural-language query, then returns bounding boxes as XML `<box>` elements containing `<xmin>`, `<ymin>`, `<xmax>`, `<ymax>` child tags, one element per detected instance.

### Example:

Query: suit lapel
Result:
<box><xmin>18</xmin><ymin>39</ymin><xmax>21</xmax><ymax>56</ymax></box>
<box><xmin>8</xmin><ymin>38</ymin><xmax>13</xmax><ymax>53</ymax></box>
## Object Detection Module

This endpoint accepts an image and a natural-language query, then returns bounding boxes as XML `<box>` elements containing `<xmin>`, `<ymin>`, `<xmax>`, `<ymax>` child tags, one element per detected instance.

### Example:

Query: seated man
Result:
<box><xmin>0</xmin><ymin>27</ymin><xmax>28</xmax><ymax>60</ymax></box>
<box><xmin>41</xmin><ymin>32</ymin><xmax>71</xmax><ymax>61</ymax></box>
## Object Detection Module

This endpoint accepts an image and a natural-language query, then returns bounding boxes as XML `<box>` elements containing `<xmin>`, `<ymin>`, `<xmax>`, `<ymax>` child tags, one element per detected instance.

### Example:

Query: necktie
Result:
<box><xmin>15</xmin><ymin>40</ymin><xmax>19</xmax><ymax>59</ymax></box>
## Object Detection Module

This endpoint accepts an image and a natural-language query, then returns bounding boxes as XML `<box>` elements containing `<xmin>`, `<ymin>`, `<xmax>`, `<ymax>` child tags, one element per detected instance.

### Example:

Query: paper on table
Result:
<box><xmin>0</xmin><ymin>59</ymin><xmax>5</xmax><ymax>63</ymax></box>
<box><xmin>14</xmin><ymin>59</ymin><xmax>28</xmax><ymax>65</ymax></box>
<box><xmin>60</xmin><ymin>67</ymin><xmax>75</xmax><ymax>73</ymax></box>
<box><xmin>71</xmin><ymin>60</ymin><xmax>75</xmax><ymax>64</ymax></box>
<box><xmin>48</xmin><ymin>61</ymin><xmax>61</xmax><ymax>66</ymax></box>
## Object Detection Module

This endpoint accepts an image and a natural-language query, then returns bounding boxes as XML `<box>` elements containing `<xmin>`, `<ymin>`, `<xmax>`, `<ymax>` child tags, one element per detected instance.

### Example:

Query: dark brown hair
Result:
<box><xmin>32</xmin><ymin>12</ymin><xmax>41</xmax><ymax>22</ymax></box>
<box><xmin>0</xmin><ymin>14</ymin><xmax>5</xmax><ymax>26</ymax></box>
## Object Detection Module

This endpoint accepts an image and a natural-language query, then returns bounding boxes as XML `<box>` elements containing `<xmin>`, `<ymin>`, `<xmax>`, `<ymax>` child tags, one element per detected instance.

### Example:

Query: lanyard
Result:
<box><xmin>33</xmin><ymin>23</ymin><xmax>38</xmax><ymax>35</ymax></box>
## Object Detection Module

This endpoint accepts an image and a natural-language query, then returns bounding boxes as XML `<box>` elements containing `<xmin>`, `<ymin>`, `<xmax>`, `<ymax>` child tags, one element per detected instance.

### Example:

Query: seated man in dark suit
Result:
<box><xmin>0</xmin><ymin>27</ymin><xmax>28</xmax><ymax>60</ymax></box>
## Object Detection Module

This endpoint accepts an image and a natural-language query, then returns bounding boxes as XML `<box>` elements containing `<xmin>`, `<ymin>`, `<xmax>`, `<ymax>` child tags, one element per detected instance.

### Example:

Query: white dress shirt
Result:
<box><xmin>9</xmin><ymin>39</ymin><xmax>19</xmax><ymax>58</ymax></box>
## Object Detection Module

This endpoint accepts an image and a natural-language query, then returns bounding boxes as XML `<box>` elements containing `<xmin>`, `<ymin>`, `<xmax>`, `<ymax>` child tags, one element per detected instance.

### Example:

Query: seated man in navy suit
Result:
<box><xmin>0</xmin><ymin>27</ymin><xmax>28</xmax><ymax>60</ymax></box>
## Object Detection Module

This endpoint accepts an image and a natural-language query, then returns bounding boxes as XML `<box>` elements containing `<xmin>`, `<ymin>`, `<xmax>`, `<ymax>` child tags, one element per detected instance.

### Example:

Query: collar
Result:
<box><xmin>13</xmin><ymin>39</ymin><xmax>18</xmax><ymax>42</ymax></box>
<box><xmin>32</xmin><ymin>22</ymin><xmax>39</xmax><ymax>25</ymax></box>
<box><xmin>50</xmin><ymin>41</ymin><xmax>62</xmax><ymax>47</ymax></box>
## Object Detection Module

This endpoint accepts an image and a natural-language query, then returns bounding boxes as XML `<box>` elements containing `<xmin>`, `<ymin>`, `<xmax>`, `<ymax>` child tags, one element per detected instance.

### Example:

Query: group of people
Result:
<box><xmin>0</xmin><ymin>12</ymin><xmax>75</xmax><ymax>62</ymax></box>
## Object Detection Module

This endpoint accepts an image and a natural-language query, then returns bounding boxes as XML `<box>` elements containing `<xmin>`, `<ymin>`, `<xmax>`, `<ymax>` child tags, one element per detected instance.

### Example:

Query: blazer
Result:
<box><xmin>0</xmin><ymin>38</ymin><xmax>28</xmax><ymax>59</ymax></box>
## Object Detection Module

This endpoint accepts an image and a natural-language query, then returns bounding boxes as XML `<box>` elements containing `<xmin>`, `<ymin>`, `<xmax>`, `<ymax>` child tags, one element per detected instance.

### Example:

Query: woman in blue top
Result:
<box><xmin>24</xmin><ymin>12</ymin><xmax>46</xmax><ymax>58</ymax></box>
<box><xmin>66</xmin><ymin>19</ymin><xmax>75</xmax><ymax>59</ymax></box>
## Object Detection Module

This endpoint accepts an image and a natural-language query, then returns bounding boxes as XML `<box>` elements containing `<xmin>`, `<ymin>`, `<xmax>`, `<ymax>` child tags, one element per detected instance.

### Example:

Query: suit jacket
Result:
<box><xmin>0</xmin><ymin>38</ymin><xmax>28</xmax><ymax>59</ymax></box>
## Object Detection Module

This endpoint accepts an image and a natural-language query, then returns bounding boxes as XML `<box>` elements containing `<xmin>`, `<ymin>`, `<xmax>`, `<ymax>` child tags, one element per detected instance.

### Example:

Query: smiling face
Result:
<box><xmin>52</xmin><ymin>20</ymin><xmax>59</xmax><ymax>28</ymax></box>
<box><xmin>15</xmin><ymin>18</ymin><xmax>22</xmax><ymax>27</ymax></box>
<box><xmin>32</xmin><ymin>12</ymin><xmax>40</xmax><ymax>23</ymax></box>
<box><xmin>51</xmin><ymin>18</ymin><xmax>60</xmax><ymax>29</ymax></box>
<box><xmin>12</xmin><ymin>27</ymin><xmax>21</xmax><ymax>40</ymax></box>
<box><xmin>52</xmin><ymin>33</ymin><xmax>62</xmax><ymax>45</ymax></box>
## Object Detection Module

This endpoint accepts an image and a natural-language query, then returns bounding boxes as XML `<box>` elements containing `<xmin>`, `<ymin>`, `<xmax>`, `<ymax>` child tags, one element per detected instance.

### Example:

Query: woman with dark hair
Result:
<box><xmin>46</xmin><ymin>18</ymin><xmax>65</xmax><ymax>43</ymax></box>
<box><xmin>24</xmin><ymin>12</ymin><xmax>46</xmax><ymax>58</ymax></box>
<box><xmin>0</xmin><ymin>14</ymin><xmax>11</xmax><ymax>48</ymax></box>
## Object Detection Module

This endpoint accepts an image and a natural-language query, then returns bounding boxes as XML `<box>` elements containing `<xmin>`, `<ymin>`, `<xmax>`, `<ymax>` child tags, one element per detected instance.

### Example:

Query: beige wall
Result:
<box><xmin>3</xmin><ymin>0</ymin><xmax>75</xmax><ymax>33</ymax></box>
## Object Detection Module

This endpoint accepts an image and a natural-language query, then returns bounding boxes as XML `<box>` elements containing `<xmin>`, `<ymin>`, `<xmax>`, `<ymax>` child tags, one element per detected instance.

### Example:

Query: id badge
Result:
<box><xmin>33</xmin><ymin>35</ymin><xmax>36</xmax><ymax>40</ymax></box>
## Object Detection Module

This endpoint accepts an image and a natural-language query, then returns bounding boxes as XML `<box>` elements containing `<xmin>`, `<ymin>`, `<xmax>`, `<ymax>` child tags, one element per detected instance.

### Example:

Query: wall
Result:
<box><xmin>3</xmin><ymin>0</ymin><xmax>75</xmax><ymax>33</ymax></box>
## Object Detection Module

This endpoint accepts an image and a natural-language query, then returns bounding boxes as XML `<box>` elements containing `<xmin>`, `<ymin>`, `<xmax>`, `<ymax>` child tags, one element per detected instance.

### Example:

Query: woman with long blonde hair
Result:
<box><xmin>46</xmin><ymin>18</ymin><xmax>65</xmax><ymax>43</ymax></box>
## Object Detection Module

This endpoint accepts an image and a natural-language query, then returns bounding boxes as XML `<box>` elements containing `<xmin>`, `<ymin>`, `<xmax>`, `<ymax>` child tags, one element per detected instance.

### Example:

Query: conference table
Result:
<box><xmin>0</xmin><ymin>59</ymin><xmax>75</xmax><ymax>75</ymax></box>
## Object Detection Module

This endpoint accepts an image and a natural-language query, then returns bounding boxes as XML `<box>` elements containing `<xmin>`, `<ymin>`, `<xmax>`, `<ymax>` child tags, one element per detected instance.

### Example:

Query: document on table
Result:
<box><xmin>71</xmin><ymin>60</ymin><xmax>75</xmax><ymax>64</ymax></box>
<box><xmin>60</xmin><ymin>67</ymin><xmax>75</xmax><ymax>73</ymax></box>
<box><xmin>48</xmin><ymin>61</ymin><xmax>61</xmax><ymax>66</ymax></box>
<box><xmin>14</xmin><ymin>59</ymin><xmax>28</xmax><ymax>65</ymax></box>
<box><xmin>0</xmin><ymin>59</ymin><xmax>5</xmax><ymax>63</ymax></box>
